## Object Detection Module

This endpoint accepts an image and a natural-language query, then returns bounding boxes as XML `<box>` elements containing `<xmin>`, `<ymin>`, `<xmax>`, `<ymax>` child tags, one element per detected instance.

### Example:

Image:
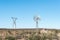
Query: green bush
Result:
<box><xmin>0</xmin><ymin>37</ymin><xmax>2</xmax><ymax>40</ymax></box>
<box><xmin>5</xmin><ymin>36</ymin><xmax>15</xmax><ymax>40</ymax></box>
<box><xmin>28</xmin><ymin>35</ymin><xmax>41</xmax><ymax>40</ymax></box>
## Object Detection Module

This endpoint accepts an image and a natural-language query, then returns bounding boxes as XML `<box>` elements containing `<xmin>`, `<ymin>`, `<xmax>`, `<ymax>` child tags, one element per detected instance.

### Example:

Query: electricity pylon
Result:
<box><xmin>11</xmin><ymin>17</ymin><xmax>17</xmax><ymax>29</ymax></box>
<box><xmin>11</xmin><ymin>17</ymin><xmax>17</xmax><ymax>40</ymax></box>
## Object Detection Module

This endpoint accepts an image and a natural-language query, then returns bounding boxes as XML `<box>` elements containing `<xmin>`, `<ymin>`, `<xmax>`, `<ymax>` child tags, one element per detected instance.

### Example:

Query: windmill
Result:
<box><xmin>33</xmin><ymin>15</ymin><xmax>41</xmax><ymax>34</ymax></box>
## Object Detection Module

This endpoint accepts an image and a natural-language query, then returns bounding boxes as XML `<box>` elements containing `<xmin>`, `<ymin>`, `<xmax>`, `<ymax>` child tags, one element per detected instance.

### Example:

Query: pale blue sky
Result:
<box><xmin>0</xmin><ymin>0</ymin><xmax>60</xmax><ymax>29</ymax></box>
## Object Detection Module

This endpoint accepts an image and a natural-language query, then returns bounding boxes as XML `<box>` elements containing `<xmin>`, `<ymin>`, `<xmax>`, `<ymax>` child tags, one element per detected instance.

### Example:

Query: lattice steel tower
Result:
<box><xmin>11</xmin><ymin>17</ymin><xmax>17</xmax><ymax>29</ymax></box>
